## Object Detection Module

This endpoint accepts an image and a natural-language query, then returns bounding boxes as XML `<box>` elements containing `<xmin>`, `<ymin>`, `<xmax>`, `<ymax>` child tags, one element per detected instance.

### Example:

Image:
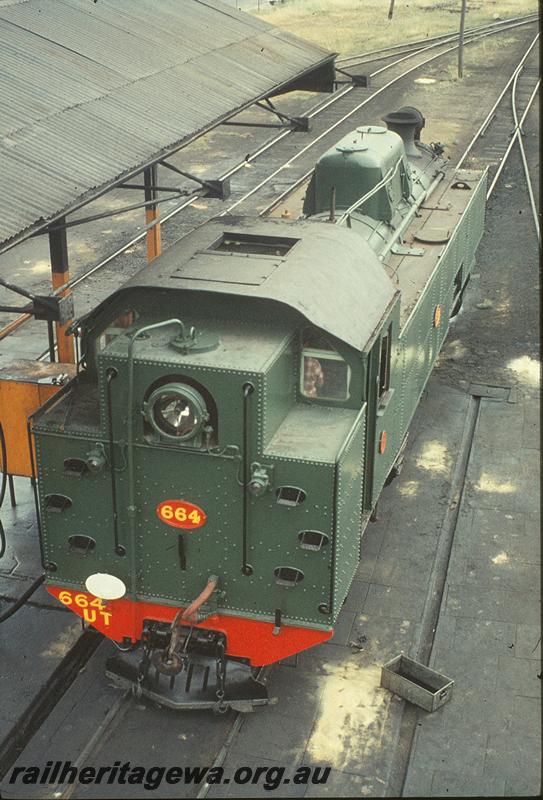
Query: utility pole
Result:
<box><xmin>458</xmin><ymin>0</ymin><xmax>467</xmax><ymax>78</ymax></box>
<box><xmin>388</xmin><ymin>0</ymin><xmax>395</xmax><ymax>20</ymax></box>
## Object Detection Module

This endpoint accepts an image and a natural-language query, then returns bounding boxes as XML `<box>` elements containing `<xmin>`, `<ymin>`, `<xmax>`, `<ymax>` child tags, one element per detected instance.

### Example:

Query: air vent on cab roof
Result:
<box><xmin>208</xmin><ymin>232</ymin><xmax>299</xmax><ymax>257</ymax></box>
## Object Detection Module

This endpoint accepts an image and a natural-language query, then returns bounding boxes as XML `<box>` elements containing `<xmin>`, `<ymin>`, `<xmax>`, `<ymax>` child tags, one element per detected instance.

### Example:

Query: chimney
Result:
<box><xmin>382</xmin><ymin>106</ymin><xmax>425</xmax><ymax>158</ymax></box>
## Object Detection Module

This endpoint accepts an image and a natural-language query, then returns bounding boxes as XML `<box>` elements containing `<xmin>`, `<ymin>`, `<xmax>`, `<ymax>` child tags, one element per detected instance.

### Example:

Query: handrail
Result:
<box><xmin>337</xmin><ymin>156</ymin><xmax>404</xmax><ymax>226</ymax></box>
<box><xmin>125</xmin><ymin>319</ymin><xmax>186</xmax><ymax>594</ymax></box>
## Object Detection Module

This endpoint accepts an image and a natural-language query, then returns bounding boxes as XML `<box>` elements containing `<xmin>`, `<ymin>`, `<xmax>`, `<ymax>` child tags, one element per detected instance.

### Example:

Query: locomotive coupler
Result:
<box><xmin>106</xmin><ymin>622</ymin><xmax>272</xmax><ymax>712</ymax></box>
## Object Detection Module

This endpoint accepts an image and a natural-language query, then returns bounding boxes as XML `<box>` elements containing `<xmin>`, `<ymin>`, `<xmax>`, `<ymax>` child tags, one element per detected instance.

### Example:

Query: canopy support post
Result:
<box><xmin>144</xmin><ymin>165</ymin><xmax>162</xmax><ymax>262</ymax></box>
<box><xmin>49</xmin><ymin>220</ymin><xmax>75</xmax><ymax>363</ymax></box>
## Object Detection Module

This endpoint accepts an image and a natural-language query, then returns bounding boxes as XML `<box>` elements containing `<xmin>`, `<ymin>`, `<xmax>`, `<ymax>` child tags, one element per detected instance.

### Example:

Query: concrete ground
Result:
<box><xmin>402</xmin><ymin>96</ymin><xmax>541</xmax><ymax>798</ymax></box>
<box><xmin>403</xmin><ymin>396</ymin><xmax>540</xmax><ymax>798</ymax></box>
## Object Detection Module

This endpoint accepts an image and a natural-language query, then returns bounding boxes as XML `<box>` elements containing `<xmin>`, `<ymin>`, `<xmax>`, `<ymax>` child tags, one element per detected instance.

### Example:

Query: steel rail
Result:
<box><xmin>195</xmin><ymin>665</ymin><xmax>269</xmax><ymax>800</ymax></box>
<box><xmin>259</xmin><ymin>21</ymin><xmax>531</xmax><ymax>226</ymax></box>
<box><xmin>33</xmin><ymin>83</ymin><xmax>354</xmax><ymax>304</ymax></box>
<box><xmin>0</xmin><ymin>311</ymin><xmax>31</xmax><ymax>341</ymax></box>
<box><xmin>456</xmin><ymin>33</ymin><xmax>540</xmax><ymax>169</ymax></box>
<box><xmin>6</xmin><ymin>15</ymin><xmax>538</xmax><ymax>788</ymax></box>
<box><xmin>368</xmin><ymin>16</ymin><xmax>537</xmax><ymax>80</ymax></box>
<box><xmin>0</xmin><ymin>629</ymin><xmax>103</xmax><ymax>782</ymax></box>
<box><xmin>196</xmin><ymin>715</ymin><xmax>244</xmax><ymax>799</ymax></box>
<box><xmin>452</xmin><ymin>30</ymin><xmax>540</xmax><ymax>216</ymax></box>
<box><xmin>11</xmin><ymin>33</ymin><xmax>457</xmax><ymax>316</ymax></box>
<box><xmin>390</xmin><ymin>395</ymin><xmax>482</xmax><ymax>795</ymax></box>
<box><xmin>258</xmin><ymin>167</ymin><xmax>314</xmax><ymax>218</ymax></box>
<box><xmin>63</xmin><ymin>18</ymin><xmax>523</xmax><ymax>282</ymax></box>
<box><xmin>487</xmin><ymin>79</ymin><xmax>540</xmax><ymax>200</ymax></box>
<box><xmin>198</xmin><ymin>26</ymin><xmax>542</xmax><ymax>790</ymax></box>
<box><xmin>336</xmin><ymin>12</ymin><xmax>538</xmax><ymax>64</ymax></box>
<box><xmin>55</xmin><ymin>690</ymin><xmax>133</xmax><ymax>800</ymax></box>
<box><xmin>368</xmin><ymin>25</ymin><xmax>482</xmax><ymax>79</ymax></box>
<box><xmin>511</xmin><ymin>67</ymin><xmax>540</xmax><ymax>244</ymax></box>
<box><xmin>33</xmin><ymin>16</ymin><xmax>539</xmax><ymax>366</ymax></box>
<box><xmin>30</xmin><ymin>13</ymin><xmax>537</xmax><ymax>361</ymax></box>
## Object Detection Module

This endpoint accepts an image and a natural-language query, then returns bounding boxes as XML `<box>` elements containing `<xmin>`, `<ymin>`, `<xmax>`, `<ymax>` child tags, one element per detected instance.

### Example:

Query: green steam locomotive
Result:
<box><xmin>32</xmin><ymin>108</ymin><xmax>486</xmax><ymax>710</ymax></box>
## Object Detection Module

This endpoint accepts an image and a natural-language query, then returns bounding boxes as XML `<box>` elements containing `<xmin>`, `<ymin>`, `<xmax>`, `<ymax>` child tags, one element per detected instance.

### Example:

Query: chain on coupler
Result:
<box><xmin>215</xmin><ymin>639</ymin><xmax>228</xmax><ymax>713</ymax></box>
<box><xmin>135</xmin><ymin>642</ymin><xmax>151</xmax><ymax>696</ymax></box>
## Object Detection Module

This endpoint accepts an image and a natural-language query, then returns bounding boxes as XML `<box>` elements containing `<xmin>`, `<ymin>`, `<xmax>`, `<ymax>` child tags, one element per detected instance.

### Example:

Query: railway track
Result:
<box><xmin>335</xmin><ymin>12</ymin><xmax>538</xmax><ymax>68</ymax></box>
<box><xmin>457</xmin><ymin>35</ymin><xmax>540</xmax><ymax>240</ymax></box>
<box><xmin>229</xmin><ymin>21</ymin><xmax>540</xmax><ymax>218</ymax></box>
<box><xmin>0</xmin><ymin>17</ymin><xmax>539</xmax><ymax>799</ymax></box>
<box><xmin>0</xmin><ymin>630</ymin><xmax>102</xmax><ymax>784</ymax></box>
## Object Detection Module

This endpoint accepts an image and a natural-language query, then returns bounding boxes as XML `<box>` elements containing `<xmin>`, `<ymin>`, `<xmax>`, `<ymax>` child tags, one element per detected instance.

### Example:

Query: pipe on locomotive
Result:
<box><xmin>336</xmin><ymin>153</ymin><xmax>445</xmax><ymax>261</ymax></box>
<box><xmin>379</xmin><ymin>169</ymin><xmax>445</xmax><ymax>259</ymax></box>
<box><xmin>241</xmin><ymin>382</ymin><xmax>255</xmax><ymax>577</ymax></box>
<box><xmin>106</xmin><ymin>367</ymin><xmax>125</xmax><ymax>557</ymax></box>
<box><xmin>125</xmin><ymin>319</ymin><xmax>188</xmax><ymax>595</ymax></box>
<box><xmin>337</xmin><ymin>155</ymin><xmax>405</xmax><ymax>225</ymax></box>
<box><xmin>181</xmin><ymin>574</ymin><xmax>219</xmax><ymax>624</ymax></box>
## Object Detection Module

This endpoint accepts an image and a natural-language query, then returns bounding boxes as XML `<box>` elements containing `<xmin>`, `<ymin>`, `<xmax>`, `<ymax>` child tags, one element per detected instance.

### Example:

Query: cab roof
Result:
<box><xmin>80</xmin><ymin>215</ymin><xmax>397</xmax><ymax>353</ymax></box>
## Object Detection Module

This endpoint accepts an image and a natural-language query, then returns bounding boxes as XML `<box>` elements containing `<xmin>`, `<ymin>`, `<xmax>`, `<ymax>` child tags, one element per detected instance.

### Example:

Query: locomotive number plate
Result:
<box><xmin>156</xmin><ymin>499</ymin><xmax>207</xmax><ymax>529</ymax></box>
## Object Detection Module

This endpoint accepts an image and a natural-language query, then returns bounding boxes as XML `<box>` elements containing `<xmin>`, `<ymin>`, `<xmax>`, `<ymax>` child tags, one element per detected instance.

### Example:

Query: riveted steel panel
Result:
<box><xmin>397</xmin><ymin>169</ymin><xmax>487</xmax><ymax>443</ymax></box>
<box><xmin>249</xmin><ymin>458</ymin><xmax>335</xmax><ymax>625</ymax></box>
<box><xmin>370</xmin><ymin>302</ymin><xmax>405</xmax><ymax>503</ymax></box>
<box><xmin>134</xmin><ymin>448</ymin><xmax>334</xmax><ymax>626</ymax></box>
<box><xmin>35</xmin><ymin>432</ymin><xmax>131</xmax><ymax>587</ymax></box>
<box><xmin>135</xmin><ymin>446</ymin><xmax>244</xmax><ymax>604</ymax></box>
<box><xmin>262</xmin><ymin>339</ymin><xmax>296</xmax><ymax>448</ymax></box>
<box><xmin>332</xmin><ymin>407</ymin><xmax>366</xmax><ymax>617</ymax></box>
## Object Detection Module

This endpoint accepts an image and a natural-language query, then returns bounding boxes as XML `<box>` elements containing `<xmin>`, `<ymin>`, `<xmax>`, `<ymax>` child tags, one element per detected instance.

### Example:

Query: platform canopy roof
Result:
<box><xmin>0</xmin><ymin>0</ymin><xmax>335</xmax><ymax>253</ymax></box>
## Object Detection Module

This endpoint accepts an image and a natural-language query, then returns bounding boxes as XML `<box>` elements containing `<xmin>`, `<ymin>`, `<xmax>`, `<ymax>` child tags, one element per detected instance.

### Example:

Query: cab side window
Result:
<box><xmin>300</xmin><ymin>329</ymin><xmax>351</xmax><ymax>402</ymax></box>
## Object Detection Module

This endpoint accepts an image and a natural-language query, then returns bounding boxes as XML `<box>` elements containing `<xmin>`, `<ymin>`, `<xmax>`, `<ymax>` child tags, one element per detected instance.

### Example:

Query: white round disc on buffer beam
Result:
<box><xmin>85</xmin><ymin>573</ymin><xmax>126</xmax><ymax>600</ymax></box>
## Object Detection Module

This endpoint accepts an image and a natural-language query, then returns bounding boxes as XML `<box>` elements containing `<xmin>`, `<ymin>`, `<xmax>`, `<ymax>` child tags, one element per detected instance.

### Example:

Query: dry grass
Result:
<box><xmin>255</xmin><ymin>0</ymin><xmax>538</xmax><ymax>55</ymax></box>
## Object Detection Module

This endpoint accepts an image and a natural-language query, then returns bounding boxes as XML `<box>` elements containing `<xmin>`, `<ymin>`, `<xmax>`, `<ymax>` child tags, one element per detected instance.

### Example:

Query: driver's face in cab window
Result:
<box><xmin>303</xmin><ymin>356</ymin><xmax>325</xmax><ymax>397</ymax></box>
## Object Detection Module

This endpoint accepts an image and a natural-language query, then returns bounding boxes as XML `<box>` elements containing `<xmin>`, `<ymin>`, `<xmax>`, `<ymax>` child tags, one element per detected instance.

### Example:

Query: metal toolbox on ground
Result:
<box><xmin>380</xmin><ymin>654</ymin><xmax>454</xmax><ymax>712</ymax></box>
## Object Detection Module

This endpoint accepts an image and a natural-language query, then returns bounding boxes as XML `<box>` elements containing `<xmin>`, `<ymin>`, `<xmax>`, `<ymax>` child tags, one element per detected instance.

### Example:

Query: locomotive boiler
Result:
<box><xmin>31</xmin><ymin>109</ymin><xmax>486</xmax><ymax>710</ymax></box>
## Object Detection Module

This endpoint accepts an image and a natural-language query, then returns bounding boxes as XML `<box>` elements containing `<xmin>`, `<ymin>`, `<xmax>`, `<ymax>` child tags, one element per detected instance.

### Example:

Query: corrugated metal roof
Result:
<box><xmin>0</xmin><ymin>0</ymin><xmax>334</xmax><ymax>250</ymax></box>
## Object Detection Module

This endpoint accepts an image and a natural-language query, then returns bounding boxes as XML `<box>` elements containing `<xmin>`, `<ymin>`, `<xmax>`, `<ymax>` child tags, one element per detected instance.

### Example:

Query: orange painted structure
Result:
<box><xmin>146</xmin><ymin>206</ymin><xmax>162</xmax><ymax>262</ymax></box>
<box><xmin>0</xmin><ymin>361</ymin><xmax>76</xmax><ymax>477</ymax></box>
<box><xmin>47</xmin><ymin>585</ymin><xmax>332</xmax><ymax>666</ymax></box>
